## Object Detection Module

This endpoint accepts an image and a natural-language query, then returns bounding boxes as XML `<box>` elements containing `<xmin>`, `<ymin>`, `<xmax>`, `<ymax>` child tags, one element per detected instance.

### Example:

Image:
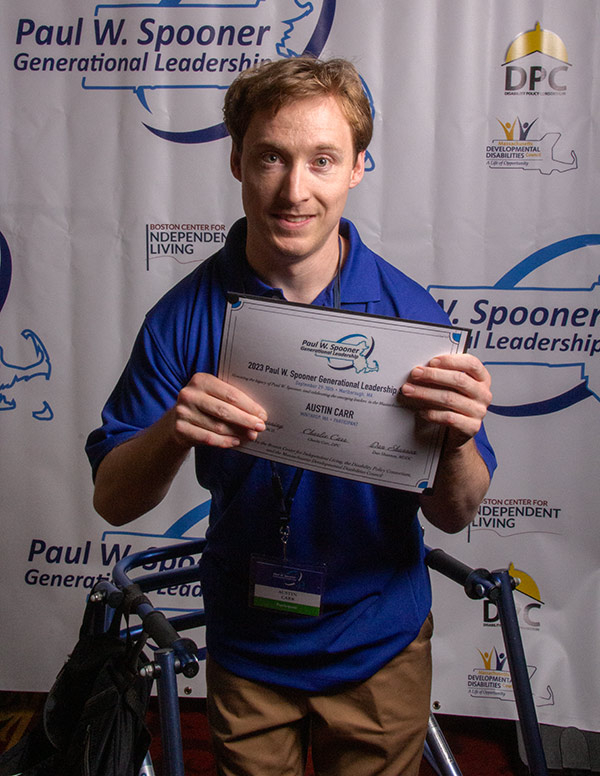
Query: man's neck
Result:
<box><xmin>246</xmin><ymin>237</ymin><xmax>345</xmax><ymax>305</ymax></box>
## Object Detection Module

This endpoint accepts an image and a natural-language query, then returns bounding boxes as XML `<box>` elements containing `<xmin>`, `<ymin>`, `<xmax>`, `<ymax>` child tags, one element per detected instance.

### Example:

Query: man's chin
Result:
<box><xmin>269</xmin><ymin>237</ymin><xmax>315</xmax><ymax>261</ymax></box>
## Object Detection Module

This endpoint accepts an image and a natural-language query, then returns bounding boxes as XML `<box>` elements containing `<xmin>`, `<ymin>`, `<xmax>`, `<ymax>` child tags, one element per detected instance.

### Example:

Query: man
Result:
<box><xmin>87</xmin><ymin>57</ymin><xmax>495</xmax><ymax>775</ymax></box>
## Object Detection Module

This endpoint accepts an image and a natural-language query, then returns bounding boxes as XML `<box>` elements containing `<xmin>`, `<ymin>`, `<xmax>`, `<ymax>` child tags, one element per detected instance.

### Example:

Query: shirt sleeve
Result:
<box><xmin>85</xmin><ymin>319</ymin><xmax>185</xmax><ymax>479</ymax></box>
<box><xmin>473</xmin><ymin>422</ymin><xmax>497</xmax><ymax>480</ymax></box>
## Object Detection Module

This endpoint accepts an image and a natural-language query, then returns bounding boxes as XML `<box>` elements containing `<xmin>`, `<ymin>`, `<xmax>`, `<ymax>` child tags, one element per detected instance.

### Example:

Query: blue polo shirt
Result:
<box><xmin>87</xmin><ymin>218</ymin><xmax>496</xmax><ymax>691</ymax></box>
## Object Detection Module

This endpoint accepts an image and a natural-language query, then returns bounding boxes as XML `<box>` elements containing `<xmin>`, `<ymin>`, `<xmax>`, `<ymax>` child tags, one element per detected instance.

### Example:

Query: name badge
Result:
<box><xmin>250</xmin><ymin>555</ymin><xmax>326</xmax><ymax>617</ymax></box>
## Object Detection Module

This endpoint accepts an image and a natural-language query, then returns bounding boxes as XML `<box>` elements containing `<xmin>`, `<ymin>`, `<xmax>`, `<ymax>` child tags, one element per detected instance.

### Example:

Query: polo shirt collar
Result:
<box><xmin>336</xmin><ymin>218</ymin><xmax>381</xmax><ymax>304</ymax></box>
<box><xmin>218</xmin><ymin>217</ymin><xmax>381</xmax><ymax>304</ymax></box>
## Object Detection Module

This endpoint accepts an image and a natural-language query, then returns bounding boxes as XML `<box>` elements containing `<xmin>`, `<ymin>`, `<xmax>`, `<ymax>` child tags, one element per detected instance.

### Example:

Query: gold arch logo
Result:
<box><xmin>504</xmin><ymin>22</ymin><xmax>569</xmax><ymax>65</ymax></box>
<box><xmin>508</xmin><ymin>562</ymin><xmax>544</xmax><ymax>604</ymax></box>
<box><xmin>502</xmin><ymin>22</ymin><xmax>571</xmax><ymax>95</ymax></box>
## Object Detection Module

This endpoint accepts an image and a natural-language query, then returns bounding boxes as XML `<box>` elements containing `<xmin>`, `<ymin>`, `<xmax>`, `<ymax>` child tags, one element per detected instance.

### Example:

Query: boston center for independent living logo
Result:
<box><xmin>301</xmin><ymin>334</ymin><xmax>379</xmax><ymax>375</ymax></box>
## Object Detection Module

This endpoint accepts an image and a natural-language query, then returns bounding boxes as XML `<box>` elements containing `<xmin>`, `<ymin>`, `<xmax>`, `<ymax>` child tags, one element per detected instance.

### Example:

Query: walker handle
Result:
<box><xmin>424</xmin><ymin>547</ymin><xmax>499</xmax><ymax>600</ymax></box>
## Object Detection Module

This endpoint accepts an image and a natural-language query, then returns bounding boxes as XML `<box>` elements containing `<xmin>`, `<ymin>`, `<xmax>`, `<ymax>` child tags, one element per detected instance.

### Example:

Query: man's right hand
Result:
<box><xmin>172</xmin><ymin>372</ymin><xmax>268</xmax><ymax>449</ymax></box>
<box><xmin>93</xmin><ymin>373</ymin><xmax>267</xmax><ymax>525</ymax></box>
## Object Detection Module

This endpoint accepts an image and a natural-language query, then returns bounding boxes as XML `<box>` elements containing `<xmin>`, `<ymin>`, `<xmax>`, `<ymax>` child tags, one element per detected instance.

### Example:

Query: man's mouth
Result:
<box><xmin>276</xmin><ymin>214</ymin><xmax>313</xmax><ymax>224</ymax></box>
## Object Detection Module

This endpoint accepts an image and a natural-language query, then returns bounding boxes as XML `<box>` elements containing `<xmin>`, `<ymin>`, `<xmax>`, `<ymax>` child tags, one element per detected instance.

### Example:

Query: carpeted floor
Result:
<box><xmin>1</xmin><ymin>691</ymin><xmax>527</xmax><ymax>775</ymax></box>
<box><xmin>0</xmin><ymin>692</ymin><xmax>42</xmax><ymax>758</ymax></box>
<box><xmin>147</xmin><ymin>698</ymin><xmax>527</xmax><ymax>775</ymax></box>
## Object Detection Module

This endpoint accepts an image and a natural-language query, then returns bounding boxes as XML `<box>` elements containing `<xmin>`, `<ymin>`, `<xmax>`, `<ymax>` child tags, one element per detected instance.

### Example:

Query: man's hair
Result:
<box><xmin>223</xmin><ymin>57</ymin><xmax>373</xmax><ymax>158</ymax></box>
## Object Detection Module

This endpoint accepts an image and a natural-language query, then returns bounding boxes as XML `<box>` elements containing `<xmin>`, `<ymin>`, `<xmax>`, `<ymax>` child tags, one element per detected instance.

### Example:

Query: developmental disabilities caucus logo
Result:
<box><xmin>486</xmin><ymin>120</ymin><xmax>577</xmax><ymax>175</ymax></box>
<box><xmin>468</xmin><ymin>645</ymin><xmax>555</xmax><ymax>708</ymax></box>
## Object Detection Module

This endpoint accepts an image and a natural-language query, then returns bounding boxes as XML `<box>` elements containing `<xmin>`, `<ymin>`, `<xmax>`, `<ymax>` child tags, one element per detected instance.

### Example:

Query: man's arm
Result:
<box><xmin>400</xmin><ymin>354</ymin><xmax>493</xmax><ymax>533</ymax></box>
<box><xmin>93</xmin><ymin>373</ymin><xmax>267</xmax><ymax>526</ymax></box>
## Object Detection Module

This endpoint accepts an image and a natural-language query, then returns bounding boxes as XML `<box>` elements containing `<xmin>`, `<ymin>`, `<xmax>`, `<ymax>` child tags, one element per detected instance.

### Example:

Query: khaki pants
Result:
<box><xmin>206</xmin><ymin>614</ymin><xmax>433</xmax><ymax>776</ymax></box>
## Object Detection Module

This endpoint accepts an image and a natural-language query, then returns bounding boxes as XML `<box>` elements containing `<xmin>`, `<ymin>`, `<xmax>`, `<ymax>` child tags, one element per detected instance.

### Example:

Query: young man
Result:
<box><xmin>87</xmin><ymin>57</ymin><xmax>495</xmax><ymax>775</ymax></box>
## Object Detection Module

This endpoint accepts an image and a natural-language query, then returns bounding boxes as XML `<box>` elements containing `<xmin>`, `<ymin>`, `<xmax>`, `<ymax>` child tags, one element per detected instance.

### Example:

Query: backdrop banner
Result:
<box><xmin>1</xmin><ymin>0</ymin><xmax>598</xmax><ymax>732</ymax></box>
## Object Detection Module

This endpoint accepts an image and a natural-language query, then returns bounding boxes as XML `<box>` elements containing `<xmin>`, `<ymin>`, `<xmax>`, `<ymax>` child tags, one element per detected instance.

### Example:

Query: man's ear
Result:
<box><xmin>230</xmin><ymin>146</ymin><xmax>242</xmax><ymax>182</ymax></box>
<box><xmin>349</xmin><ymin>150</ymin><xmax>366</xmax><ymax>189</ymax></box>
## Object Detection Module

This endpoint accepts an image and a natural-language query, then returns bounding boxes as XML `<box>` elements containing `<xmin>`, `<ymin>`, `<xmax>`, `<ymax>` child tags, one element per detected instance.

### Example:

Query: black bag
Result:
<box><xmin>0</xmin><ymin>584</ymin><xmax>154</xmax><ymax>776</ymax></box>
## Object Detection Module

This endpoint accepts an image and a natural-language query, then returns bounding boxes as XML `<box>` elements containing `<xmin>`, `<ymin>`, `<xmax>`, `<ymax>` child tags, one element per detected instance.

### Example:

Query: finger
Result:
<box><xmin>173</xmin><ymin>374</ymin><xmax>268</xmax><ymax>448</ymax></box>
<box><xmin>191</xmin><ymin>373</ymin><xmax>268</xmax><ymax>421</ymax></box>
<box><xmin>193</xmin><ymin>392</ymin><xmax>267</xmax><ymax>433</ymax></box>
<box><xmin>177</xmin><ymin>401</ymin><xmax>263</xmax><ymax>437</ymax></box>
<box><xmin>405</xmin><ymin>362</ymin><xmax>491</xmax><ymax>402</ymax></box>
<box><xmin>427</xmin><ymin>354</ymin><xmax>491</xmax><ymax>384</ymax></box>
<box><xmin>174</xmin><ymin>419</ymin><xmax>255</xmax><ymax>449</ymax></box>
<box><xmin>401</xmin><ymin>382</ymin><xmax>488</xmax><ymax>419</ymax></box>
<box><xmin>173</xmin><ymin>400</ymin><xmax>265</xmax><ymax>449</ymax></box>
<box><xmin>416</xmin><ymin>406</ymin><xmax>483</xmax><ymax>442</ymax></box>
<box><xmin>180</xmin><ymin>374</ymin><xmax>267</xmax><ymax>430</ymax></box>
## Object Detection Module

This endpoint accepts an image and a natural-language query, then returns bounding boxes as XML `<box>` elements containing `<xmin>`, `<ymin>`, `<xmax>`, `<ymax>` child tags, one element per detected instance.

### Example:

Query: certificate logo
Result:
<box><xmin>301</xmin><ymin>333</ymin><xmax>379</xmax><ymax>374</ymax></box>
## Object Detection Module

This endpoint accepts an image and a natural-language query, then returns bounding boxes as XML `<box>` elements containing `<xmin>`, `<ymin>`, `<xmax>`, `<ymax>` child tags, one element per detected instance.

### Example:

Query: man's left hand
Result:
<box><xmin>400</xmin><ymin>353</ymin><xmax>492</xmax><ymax>447</ymax></box>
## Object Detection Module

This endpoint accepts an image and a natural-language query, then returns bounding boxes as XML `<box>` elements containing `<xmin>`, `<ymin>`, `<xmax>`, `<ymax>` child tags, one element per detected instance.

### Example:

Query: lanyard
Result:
<box><xmin>270</xmin><ymin>462</ymin><xmax>304</xmax><ymax>560</ymax></box>
<box><xmin>262</xmin><ymin>235</ymin><xmax>343</xmax><ymax>560</ymax></box>
<box><xmin>333</xmin><ymin>234</ymin><xmax>342</xmax><ymax>309</ymax></box>
<box><xmin>269</xmin><ymin>237</ymin><xmax>342</xmax><ymax>559</ymax></box>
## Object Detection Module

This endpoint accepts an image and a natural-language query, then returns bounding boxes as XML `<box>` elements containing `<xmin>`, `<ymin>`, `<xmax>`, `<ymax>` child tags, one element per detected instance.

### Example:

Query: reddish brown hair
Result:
<box><xmin>223</xmin><ymin>57</ymin><xmax>373</xmax><ymax>158</ymax></box>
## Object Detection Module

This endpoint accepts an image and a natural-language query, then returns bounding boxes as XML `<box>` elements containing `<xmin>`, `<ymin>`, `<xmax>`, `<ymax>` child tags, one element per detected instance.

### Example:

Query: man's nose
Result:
<box><xmin>279</xmin><ymin>163</ymin><xmax>310</xmax><ymax>204</ymax></box>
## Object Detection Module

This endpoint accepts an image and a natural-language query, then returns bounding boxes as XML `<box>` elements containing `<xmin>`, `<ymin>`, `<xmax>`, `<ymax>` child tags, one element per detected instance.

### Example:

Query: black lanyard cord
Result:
<box><xmin>270</xmin><ymin>462</ymin><xmax>304</xmax><ymax>559</ymax></box>
<box><xmin>333</xmin><ymin>234</ymin><xmax>342</xmax><ymax>310</ymax></box>
<box><xmin>266</xmin><ymin>234</ymin><xmax>341</xmax><ymax>558</ymax></box>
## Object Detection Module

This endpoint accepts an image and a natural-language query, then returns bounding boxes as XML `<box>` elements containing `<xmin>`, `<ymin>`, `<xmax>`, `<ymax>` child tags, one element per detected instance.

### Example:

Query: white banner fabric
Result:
<box><xmin>0</xmin><ymin>0</ymin><xmax>598</xmax><ymax>732</ymax></box>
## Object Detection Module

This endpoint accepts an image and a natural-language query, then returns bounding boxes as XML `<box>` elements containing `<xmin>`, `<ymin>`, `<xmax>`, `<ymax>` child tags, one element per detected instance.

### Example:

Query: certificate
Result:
<box><xmin>218</xmin><ymin>294</ymin><xmax>470</xmax><ymax>493</ymax></box>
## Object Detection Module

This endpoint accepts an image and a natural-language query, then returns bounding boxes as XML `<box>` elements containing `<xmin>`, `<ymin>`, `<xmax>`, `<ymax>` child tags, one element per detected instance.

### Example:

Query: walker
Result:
<box><xmin>86</xmin><ymin>538</ymin><xmax>548</xmax><ymax>776</ymax></box>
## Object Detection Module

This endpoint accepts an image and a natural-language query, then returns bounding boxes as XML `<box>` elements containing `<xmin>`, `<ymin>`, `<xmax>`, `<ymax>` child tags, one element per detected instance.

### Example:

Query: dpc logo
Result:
<box><xmin>483</xmin><ymin>563</ymin><xmax>544</xmax><ymax>631</ymax></box>
<box><xmin>502</xmin><ymin>22</ymin><xmax>570</xmax><ymax>96</ymax></box>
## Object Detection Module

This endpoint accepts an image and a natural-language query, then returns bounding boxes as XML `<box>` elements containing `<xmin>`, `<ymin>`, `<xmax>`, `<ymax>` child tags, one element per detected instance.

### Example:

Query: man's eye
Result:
<box><xmin>262</xmin><ymin>153</ymin><xmax>280</xmax><ymax>164</ymax></box>
<box><xmin>315</xmin><ymin>157</ymin><xmax>330</xmax><ymax>168</ymax></box>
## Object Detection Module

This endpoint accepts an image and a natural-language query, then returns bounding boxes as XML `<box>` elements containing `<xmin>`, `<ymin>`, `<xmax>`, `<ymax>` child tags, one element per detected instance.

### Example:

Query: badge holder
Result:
<box><xmin>249</xmin><ymin>465</ymin><xmax>327</xmax><ymax>617</ymax></box>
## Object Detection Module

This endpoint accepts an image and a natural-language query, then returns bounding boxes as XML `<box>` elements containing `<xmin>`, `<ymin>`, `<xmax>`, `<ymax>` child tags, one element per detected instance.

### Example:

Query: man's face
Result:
<box><xmin>230</xmin><ymin>94</ymin><xmax>365</xmax><ymax>274</ymax></box>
